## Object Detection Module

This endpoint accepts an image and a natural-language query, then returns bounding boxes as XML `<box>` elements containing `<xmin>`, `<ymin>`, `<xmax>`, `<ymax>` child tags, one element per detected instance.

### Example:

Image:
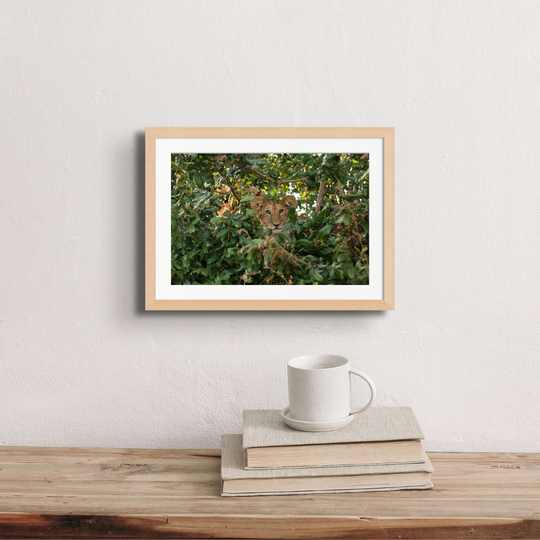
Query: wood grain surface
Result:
<box><xmin>0</xmin><ymin>447</ymin><xmax>538</xmax><ymax>539</ymax></box>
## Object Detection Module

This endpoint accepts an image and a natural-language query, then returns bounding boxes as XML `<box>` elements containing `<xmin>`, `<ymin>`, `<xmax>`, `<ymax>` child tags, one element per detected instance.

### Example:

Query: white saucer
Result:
<box><xmin>280</xmin><ymin>407</ymin><xmax>355</xmax><ymax>432</ymax></box>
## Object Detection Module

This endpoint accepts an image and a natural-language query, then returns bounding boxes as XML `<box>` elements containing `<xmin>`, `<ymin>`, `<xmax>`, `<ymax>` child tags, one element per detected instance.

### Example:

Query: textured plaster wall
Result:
<box><xmin>1</xmin><ymin>1</ymin><xmax>539</xmax><ymax>451</ymax></box>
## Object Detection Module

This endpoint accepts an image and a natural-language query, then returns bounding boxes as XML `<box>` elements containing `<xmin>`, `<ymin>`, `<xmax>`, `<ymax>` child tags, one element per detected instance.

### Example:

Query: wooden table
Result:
<box><xmin>0</xmin><ymin>447</ymin><xmax>538</xmax><ymax>539</ymax></box>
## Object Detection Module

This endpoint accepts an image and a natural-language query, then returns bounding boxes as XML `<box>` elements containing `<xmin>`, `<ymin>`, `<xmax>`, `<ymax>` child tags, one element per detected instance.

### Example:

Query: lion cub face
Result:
<box><xmin>251</xmin><ymin>194</ymin><xmax>297</xmax><ymax>236</ymax></box>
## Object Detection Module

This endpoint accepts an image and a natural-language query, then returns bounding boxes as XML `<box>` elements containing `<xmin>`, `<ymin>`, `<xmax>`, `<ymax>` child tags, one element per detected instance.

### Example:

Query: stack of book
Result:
<box><xmin>221</xmin><ymin>406</ymin><xmax>433</xmax><ymax>497</ymax></box>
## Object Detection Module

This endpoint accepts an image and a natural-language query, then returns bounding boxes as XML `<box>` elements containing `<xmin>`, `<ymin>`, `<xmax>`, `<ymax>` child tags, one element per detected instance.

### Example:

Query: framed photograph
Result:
<box><xmin>145</xmin><ymin>128</ymin><xmax>394</xmax><ymax>311</ymax></box>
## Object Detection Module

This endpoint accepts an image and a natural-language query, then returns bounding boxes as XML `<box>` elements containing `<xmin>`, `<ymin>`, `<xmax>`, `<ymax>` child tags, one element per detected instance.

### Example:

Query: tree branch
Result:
<box><xmin>224</xmin><ymin>176</ymin><xmax>241</xmax><ymax>203</ymax></box>
<box><xmin>235</xmin><ymin>160</ymin><xmax>276</xmax><ymax>183</ymax></box>
<box><xmin>316</xmin><ymin>181</ymin><xmax>326</xmax><ymax>215</ymax></box>
<box><xmin>278</xmin><ymin>177</ymin><xmax>307</xmax><ymax>184</ymax></box>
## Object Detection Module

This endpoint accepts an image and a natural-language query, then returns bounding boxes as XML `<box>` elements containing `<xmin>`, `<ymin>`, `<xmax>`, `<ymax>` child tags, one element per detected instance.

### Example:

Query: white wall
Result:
<box><xmin>1</xmin><ymin>0</ymin><xmax>539</xmax><ymax>451</ymax></box>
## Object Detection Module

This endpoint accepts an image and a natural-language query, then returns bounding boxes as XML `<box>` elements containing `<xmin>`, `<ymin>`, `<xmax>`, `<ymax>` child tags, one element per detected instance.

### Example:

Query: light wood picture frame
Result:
<box><xmin>145</xmin><ymin>128</ymin><xmax>394</xmax><ymax>311</ymax></box>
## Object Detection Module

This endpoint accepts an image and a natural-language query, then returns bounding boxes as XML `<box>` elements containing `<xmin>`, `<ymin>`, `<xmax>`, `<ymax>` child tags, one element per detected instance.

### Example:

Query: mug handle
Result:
<box><xmin>349</xmin><ymin>370</ymin><xmax>377</xmax><ymax>415</ymax></box>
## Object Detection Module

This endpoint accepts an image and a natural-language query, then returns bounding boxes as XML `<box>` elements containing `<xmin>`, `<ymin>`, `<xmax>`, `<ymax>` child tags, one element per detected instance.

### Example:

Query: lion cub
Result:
<box><xmin>250</xmin><ymin>194</ymin><xmax>297</xmax><ymax>236</ymax></box>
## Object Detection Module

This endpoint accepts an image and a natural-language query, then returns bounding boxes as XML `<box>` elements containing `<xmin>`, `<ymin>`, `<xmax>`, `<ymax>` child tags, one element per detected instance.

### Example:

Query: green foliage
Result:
<box><xmin>171</xmin><ymin>153</ymin><xmax>369</xmax><ymax>285</ymax></box>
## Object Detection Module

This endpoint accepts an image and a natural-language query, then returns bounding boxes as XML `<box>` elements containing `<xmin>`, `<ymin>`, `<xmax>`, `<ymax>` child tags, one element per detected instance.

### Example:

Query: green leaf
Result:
<box><xmin>310</xmin><ymin>268</ymin><xmax>324</xmax><ymax>283</ymax></box>
<box><xmin>288</xmin><ymin>206</ymin><xmax>297</xmax><ymax>223</ymax></box>
<box><xmin>283</xmin><ymin>222</ymin><xmax>294</xmax><ymax>232</ymax></box>
<box><xmin>194</xmin><ymin>173</ymin><xmax>204</xmax><ymax>188</ymax></box>
<box><xmin>342</xmin><ymin>192</ymin><xmax>364</xmax><ymax>200</ymax></box>
<box><xmin>318</xmin><ymin>224</ymin><xmax>332</xmax><ymax>239</ymax></box>
<box><xmin>278</xmin><ymin>232</ymin><xmax>289</xmax><ymax>243</ymax></box>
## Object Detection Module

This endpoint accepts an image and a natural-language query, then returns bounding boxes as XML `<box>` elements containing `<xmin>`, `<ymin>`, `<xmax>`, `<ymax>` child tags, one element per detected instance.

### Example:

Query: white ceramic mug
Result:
<box><xmin>287</xmin><ymin>354</ymin><xmax>376</xmax><ymax>423</ymax></box>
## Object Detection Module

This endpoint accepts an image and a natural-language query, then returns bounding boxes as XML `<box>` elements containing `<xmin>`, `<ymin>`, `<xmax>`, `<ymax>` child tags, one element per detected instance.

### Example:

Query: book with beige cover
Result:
<box><xmin>221</xmin><ymin>434</ymin><xmax>433</xmax><ymax>497</ymax></box>
<box><xmin>243</xmin><ymin>407</ymin><xmax>424</xmax><ymax>469</ymax></box>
